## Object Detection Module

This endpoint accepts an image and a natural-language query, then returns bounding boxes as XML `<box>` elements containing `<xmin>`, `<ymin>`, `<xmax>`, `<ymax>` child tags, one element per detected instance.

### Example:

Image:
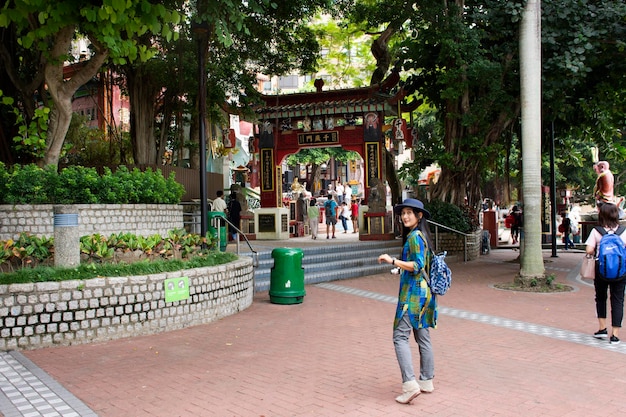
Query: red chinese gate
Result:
<box><xmin>254</xmin><ymin>77</ymin><xmax>407</xmax><ymax>207</ymax></box>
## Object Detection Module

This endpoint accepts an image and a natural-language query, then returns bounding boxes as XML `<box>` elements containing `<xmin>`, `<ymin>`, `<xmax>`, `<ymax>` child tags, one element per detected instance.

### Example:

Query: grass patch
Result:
<box><xmin>0</xmin><ymin>251</ymin><xmax>238</xmax><ymax>285</ymax></box>
<box><xmin>493</xmin><ymin>282</ymin><xmax>574</xmax><ymax>293</ymax></box>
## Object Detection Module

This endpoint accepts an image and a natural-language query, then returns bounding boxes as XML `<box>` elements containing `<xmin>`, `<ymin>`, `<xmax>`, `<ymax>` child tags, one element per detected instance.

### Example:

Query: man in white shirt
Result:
<box><xmin>212</xmin><ymin>190</ymin><xmax>227</xmax><ymax>212</ymax></box>
<box><xmin>336</xmin><ymin>181</ymin><xmax>344</xmax><ymax>204</ymax></box>
<box><xmin>344</xmin><ymin>183</ymin><xmax>352</xmax><ymax>203</ymax></box>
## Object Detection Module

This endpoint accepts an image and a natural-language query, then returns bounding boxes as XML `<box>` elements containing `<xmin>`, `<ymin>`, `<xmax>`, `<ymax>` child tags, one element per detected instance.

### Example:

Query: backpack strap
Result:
<box><xmin>414</xmin><ymin>230</ymin><xmax>431</xmax><ymax>275</ymax></box>
<box><xmin>595</xmin><ymin>225</ymin><xmax>626</xmax><ymax>236</ymax></box>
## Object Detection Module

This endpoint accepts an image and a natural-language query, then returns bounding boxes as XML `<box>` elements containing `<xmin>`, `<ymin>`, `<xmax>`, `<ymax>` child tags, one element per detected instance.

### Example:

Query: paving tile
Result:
<box><xmin>3</xmin><ymin>247</ymin><xmax>626</xmax><ymax>416</ymax></box>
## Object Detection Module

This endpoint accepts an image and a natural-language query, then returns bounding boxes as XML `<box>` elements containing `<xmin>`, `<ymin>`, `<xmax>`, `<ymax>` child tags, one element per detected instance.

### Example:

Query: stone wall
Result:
<box><xmin>0</xmin><ymin>257</ymin><xmax>254</xmax><ymax>351</ymax></box>
<box><xmin>433</xmin><ymin>229</ymin><xmax>483</xmax><ymax>261</ymax></box>
<box><xmin>0</xmin><ymin>204</ymin><xmax>184</xmax><ymax>240</ymax></box>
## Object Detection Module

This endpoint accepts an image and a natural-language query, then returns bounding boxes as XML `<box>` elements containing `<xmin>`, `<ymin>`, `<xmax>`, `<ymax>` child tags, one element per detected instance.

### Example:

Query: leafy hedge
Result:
<box><xmin>424</xmin><ymin>200</ymin><xmax>475</xmax><ymax>233</ymax></box>
<box><xmin>0</xmin><ymin>163</ymin><xmax>184</xmax><ymax>204</ymax></box>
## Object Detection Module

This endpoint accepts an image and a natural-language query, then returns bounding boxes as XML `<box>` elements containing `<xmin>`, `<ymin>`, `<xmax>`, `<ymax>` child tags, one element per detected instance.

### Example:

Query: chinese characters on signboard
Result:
<box><xmin>297</xmin><ymin>131</ymin><xmax>339</xmax><ymax>146</ymax></box>
<box><xmin>365</xmin><ymin>142</ymin><xmax>379</xmax><ymax>187</ymax></box>
<box><xmin>261</xmin><ymin>149</ymin><xmax>274</xmax><ymax>192</ymax></box>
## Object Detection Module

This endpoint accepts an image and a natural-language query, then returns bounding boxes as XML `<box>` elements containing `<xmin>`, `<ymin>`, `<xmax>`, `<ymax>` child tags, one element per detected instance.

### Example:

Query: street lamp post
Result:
<box><xmin>194</xmin><ymin>21</ymin><xmax>209</xmax><ymax>238</ymax></box>
<box><xmin>550</xmin><ymin>121</ymin><xmax>558</xmax><ymax>257</ymax></box>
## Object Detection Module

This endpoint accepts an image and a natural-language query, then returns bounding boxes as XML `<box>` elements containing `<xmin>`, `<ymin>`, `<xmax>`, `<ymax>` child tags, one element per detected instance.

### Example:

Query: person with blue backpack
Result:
<box><xmin>585</xmin><ymin>203</ymin><xmax>626</xmax><ymax>345</ymax></box>
<box><xmin>378</xmin><ymin>198</ymin><xmax>437</xmax><ymax>404</ymax></box>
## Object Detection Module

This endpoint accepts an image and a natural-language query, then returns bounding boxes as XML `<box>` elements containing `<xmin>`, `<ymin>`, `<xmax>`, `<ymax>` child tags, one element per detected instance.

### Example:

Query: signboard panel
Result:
<box><xmin>365</xmin><ymin>142</ymin><xmax>380</xmax><ymax>187</ymax></box>
<box><xmin>297</xmin><ymin>131</ymin><xmax>339</xmax><ymax>146</ymax></box>
<box><xmin>258</xmin><ymin>214</ymin><xmax>276</xmax><ymax>233</ymax></box>
<box><xmin>164</xmin><ymin>276</ymin><xmax>190</xmax><ymax>303</ymax></box>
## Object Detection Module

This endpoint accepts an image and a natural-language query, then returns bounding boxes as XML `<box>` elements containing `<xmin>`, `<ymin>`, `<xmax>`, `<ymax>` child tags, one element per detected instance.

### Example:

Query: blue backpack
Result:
<box><xmin>426</xmin><ymin>251</ymin><xmax>452</xmax><ymax>295</ymax></box>
<box><xmin>595</xmin><ymin>226</ymin><xmax>626</xmax><ymax>279</ymax></box>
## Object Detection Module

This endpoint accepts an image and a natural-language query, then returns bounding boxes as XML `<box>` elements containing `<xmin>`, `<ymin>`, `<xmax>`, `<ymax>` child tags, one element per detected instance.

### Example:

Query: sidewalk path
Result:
<box><xmin>4</xmin><ymin>248</ymin><xmax>626</xmax><ymax>416</ymax></box>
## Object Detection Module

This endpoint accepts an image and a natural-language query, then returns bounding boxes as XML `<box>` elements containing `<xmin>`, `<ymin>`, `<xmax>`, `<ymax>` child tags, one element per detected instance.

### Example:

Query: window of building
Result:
<box><xmin>278</xmin><ymin>75</ymin><xmax>299</xmax><ymax>89</ymax></box>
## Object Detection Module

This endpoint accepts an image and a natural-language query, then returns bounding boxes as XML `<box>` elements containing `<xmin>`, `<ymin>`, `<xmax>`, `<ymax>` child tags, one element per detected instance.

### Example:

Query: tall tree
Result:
<box><xmin>0</xmin><ymin>0</ymin><xmax>181</xmax><ymax>168</ymax></box>
<box><xmin>347</xmin><ymin>0</ymin><xmax>626</xmax><ymax>212</ymax></box>
<box><xmin>519</xmin><ymin>0</ymin><xmax>545</xmax><ymax>283</ymax></box>
<box><xmin>118</xmin><ymin>0</ymin><xmax>333</xmax><ymax>166</ymax></box>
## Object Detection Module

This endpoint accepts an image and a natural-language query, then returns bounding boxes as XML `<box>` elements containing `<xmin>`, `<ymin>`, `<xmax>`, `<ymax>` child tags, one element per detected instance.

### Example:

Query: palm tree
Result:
<box><xmin>518</xmin><ymin>0</ymin><xmax>546</xmax><ymax>284</ymax></box>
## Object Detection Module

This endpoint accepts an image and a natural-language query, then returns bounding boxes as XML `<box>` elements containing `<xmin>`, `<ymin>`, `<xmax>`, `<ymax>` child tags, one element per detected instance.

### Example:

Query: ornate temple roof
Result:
<box><xmin>255</xmin><ymin>97</ymin><xmax>393</xmax><ymax>120</ymax></box>
<box><xmin>254</xmin><ymin>74</ymin><xmax>406</xmax><ymax>120</ymax></box>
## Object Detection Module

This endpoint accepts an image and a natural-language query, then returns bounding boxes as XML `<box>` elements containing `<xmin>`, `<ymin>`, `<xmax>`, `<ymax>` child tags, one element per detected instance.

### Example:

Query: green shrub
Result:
<box><xmin>2</xmin><ymin>164</ymin><xmax>55</xmax><ymax>204</ymax></box>
<box><xmin>0</xmin><ymin>163</ymin><xmax>184</xmax><ymax>204</ymax></box>
<box><xmin>53</xmin><ymin>166</ymin><xmax>100</xmax><ymax>204</ymax></box>
<box><xmin>0</xmin><ymin>162</ymin><xmax>9</xmax><ymax>198</ymax></box>
<box><xmin>0</xmin><ymin>230</ymin><xmax>224</xmax><ymax>283</ymax></box>
<box><xmin>0</xmin><ymin>251</ymin><xmax>237</xmax><ymax>285</ymax></box>
<box><xmin>424</xmin><ymin>200</ymin><xmax>473</xmax><ymax>233</ymax></box>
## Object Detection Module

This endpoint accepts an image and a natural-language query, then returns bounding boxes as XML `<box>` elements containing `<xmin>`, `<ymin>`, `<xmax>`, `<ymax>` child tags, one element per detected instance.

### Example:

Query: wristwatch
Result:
<box><xmin>392</xmin><ymin>258</ymin><xmax>396</xmax><ymax>265</ymax></box>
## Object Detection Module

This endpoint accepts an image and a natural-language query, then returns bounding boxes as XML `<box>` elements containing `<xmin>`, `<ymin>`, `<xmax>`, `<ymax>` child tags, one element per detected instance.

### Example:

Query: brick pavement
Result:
<box><xmin>14</xmin><ymin>248</ymin><xmax>626</xmax><ymax>416</ymax></box>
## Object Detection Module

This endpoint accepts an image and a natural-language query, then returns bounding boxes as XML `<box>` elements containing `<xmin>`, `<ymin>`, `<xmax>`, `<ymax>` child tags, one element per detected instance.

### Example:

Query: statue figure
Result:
<box><xmin>229</xmin><ymin>184</ymin><xmax>248</xmax><ymax>212</ymax></box>
<box><xmin>291</xmin><ymin>177</ymin><xmax>305</xmax><ymax>194</ymax></box>
<box><xmin>325</xmin><ymin>116</ymin><xmax>334</xmax><ymax>130</ymax></box>
<box><xmin>302</xmin><ymin>116</ymin><xmax>312</xmax><ymax>132</ymax></box>
<box><xmin>368</xmin><ymin>177</ymin><xmax>387</xmax><ymax>213</ymax></box>
<box><xmin>313</xmin><ymin>118</ymin><xmax>324</xmax><ymax>131</ymax></box>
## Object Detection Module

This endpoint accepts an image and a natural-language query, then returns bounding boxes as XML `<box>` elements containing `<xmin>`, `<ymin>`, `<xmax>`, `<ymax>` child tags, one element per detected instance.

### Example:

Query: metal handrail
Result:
<box><xmin>427</xmin><ymin>219</ymin><xmax>475</xmax><ymax>262</ymax></box>
<box><xmin>212</xmin><ymin>216</ymin><xmax>258</xmax><ymax>267</ymax></box>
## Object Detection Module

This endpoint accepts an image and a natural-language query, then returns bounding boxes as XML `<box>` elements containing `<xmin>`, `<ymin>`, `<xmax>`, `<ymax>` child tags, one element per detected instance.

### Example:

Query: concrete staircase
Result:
<box><xmin>241</xmin><ymin>240</ymin><xmax>403</xmax><ymax>293</ymax></box>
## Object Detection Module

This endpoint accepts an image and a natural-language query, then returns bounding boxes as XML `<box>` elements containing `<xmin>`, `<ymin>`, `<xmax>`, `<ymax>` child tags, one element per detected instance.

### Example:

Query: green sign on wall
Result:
<box><xmin>164</xmin><ymin>276</ymin><xmax>190</xmax><ymax>303</ymax></box>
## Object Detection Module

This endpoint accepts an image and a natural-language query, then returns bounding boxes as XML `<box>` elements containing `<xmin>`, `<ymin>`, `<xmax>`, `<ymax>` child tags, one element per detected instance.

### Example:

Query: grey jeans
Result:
<box><xmin>393</xmin><ymin>312</ymin><xmax>434</xmax><ymax>383</ymax></box>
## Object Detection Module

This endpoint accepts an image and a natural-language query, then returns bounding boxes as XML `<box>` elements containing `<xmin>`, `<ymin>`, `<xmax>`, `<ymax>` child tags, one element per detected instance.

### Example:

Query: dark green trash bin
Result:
<box><xmin>269</xmin><ymin>247</ymin><xmax>305</xmax><ymax>304</ymax></box>
<box><xmin>207</xmin><ymin>211</ymin><xmax>227</xmax><ymax>252</ymax></box>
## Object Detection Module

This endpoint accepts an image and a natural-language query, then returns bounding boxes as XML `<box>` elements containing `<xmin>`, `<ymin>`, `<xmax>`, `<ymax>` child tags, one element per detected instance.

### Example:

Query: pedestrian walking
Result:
<box><xmin>308</xmin><ymin>198</ymin><xmax>319</xmax><ymax>240</ymax></box>
<box><xmin>378</xmin><ymin>198</ymin><xmax>437</xmax><ymax>404</ymax></box>
<box><xmin>585</xmin><ymin>203</ymin><xmax>626</xmax><ymax>345</ymax></box>
<box><xmin>211</xmin><ymin>190</ymin><xmax>227</xmax><ymax>212</ymax></box>
<box><xmin>351</xmin><ymin>198</ymin><xmax>359</xmax><ymax>233</ymax></box>
<box><xmin>227</xmin><ymin>192</ymin><xmax>242</xmax><ymax>241</ymax></box>
<box><xmin>510</xmin><ymin>205</ymin><xmax>523</xmax><ymax>244</ymax></box>
<box><xmin>339</xmin><ymin>201</ymin><xmax>350</xmax><ymax>233</ymax></box>
<box><xmin>323</xmin><ymin>195</ymin><xmax>338</xmax><ymax>239</ymax></box>
<box><xmin>560</xmin><ymin>215</ymin><xmax>574</xmax><ymax>250</ymax></box>
<box><xmin>336</xmin><ymin>180</ymin><xmax>344</xmax><ymax>204</ymax></box>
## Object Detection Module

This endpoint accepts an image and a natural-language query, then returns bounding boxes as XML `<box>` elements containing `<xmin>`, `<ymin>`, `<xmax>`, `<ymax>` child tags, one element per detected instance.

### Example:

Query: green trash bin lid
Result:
<box><xmin>271</xmin><ymin>247</ymin><xmax>303</xmax><ymax>257</ymax></box>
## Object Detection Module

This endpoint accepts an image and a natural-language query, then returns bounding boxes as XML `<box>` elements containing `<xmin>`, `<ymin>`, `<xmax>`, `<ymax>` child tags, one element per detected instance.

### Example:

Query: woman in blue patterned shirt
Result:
<box><xmin>378</xmin><ymin>198</ymin><xmax>437</xmax><ymax>404</ymax></box>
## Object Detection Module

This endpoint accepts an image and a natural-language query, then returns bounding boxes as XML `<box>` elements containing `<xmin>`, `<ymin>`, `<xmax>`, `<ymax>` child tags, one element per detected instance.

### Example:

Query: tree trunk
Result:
<box><xmin>127</xmin><ymin>66</ymin><xmax>158</xmax><ymax>165</ymax></box>
<box><xmin>517</xmin><ymin>0</ymin><xmax>545</xmax><ymax>284</ymax></box>
<box><xmin>308</xmin><ymin>163</ymin><xmax>322</xmax><ymax>195</ymax></box>
<box><xmin>385</xmin><ymin>149</ymin><xmax>401</xmax><ymax>205</ymax></box>
<box><xmin>156</xmin><ymin>91</ymin><xmax>173</xmax><ymax>165</ymax></box>
<box><xmin>187</xmin><ymin>102</ymin><xmax>200</xmax><ymax>170</ymax></box>
<box><xmin>43</xmin><ymin>27</ymin><xmax>108</xmax><ymax>168</ymax></box>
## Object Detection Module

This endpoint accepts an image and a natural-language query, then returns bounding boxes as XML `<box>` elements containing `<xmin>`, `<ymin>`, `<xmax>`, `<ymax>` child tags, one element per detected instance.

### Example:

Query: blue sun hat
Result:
<box><xmin>393</xmin><ymin>198</ymin><xmax>431</xmax><ymax>219</ymax></box>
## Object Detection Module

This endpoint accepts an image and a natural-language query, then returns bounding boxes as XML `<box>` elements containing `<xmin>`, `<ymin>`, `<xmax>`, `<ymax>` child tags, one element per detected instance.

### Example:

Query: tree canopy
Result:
<box><xmin>347</xmin><ymin>0</ymin><xmax>626</xmax><ymax>208</ymax></box>
<box><xmin>0</xmin><ymin>0</ymin><xmax>182</xmax><ymax>168</ymax></box>
<box><xmin>0</xmin><ymin>0</ymin><xmax>334</xmax><ymax>167</ymax></box>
